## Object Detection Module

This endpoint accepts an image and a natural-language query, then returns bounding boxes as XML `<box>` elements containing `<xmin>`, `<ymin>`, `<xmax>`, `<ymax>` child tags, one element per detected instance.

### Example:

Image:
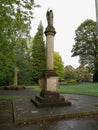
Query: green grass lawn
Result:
<box><xmin>0</xmin><ymin>95</ymin><xmax>29</xmax><ymax>99</ymax></box>
<box><xmin>58</xmin><ymin>83</ymin><xmax>98</xmax><ymax>96</ymax></box>
<box><xmin>32</xmin><ymin>83</ymin><xmax>98</xmax><ymax>96</ymax></box>
<box><xmin>0</xmin><ymin>83</ymin><xmax>98</xmax><ymax>99</ymax></box>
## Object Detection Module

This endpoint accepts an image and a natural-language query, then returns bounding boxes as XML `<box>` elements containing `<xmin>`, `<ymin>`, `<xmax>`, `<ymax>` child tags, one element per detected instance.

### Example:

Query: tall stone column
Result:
<box><xmin>31</xmin><ymin>9</ymin><xmax>71</xmax><ymax>107</ymax></box>
<box><xmin>44</xmin><ymin>9</ymin><xmax>57</xmax><ymax>92</ymax></box>
<box><xmin>45</xmin><ymin>29</ymin><xmax>55</xmax><ymax>70</ymax></box>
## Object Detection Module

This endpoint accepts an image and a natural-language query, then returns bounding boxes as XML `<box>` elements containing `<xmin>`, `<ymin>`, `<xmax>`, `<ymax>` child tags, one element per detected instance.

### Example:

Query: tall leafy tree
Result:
<box><xmin>14</xmin><ymin>38</ymin><xmax>33</xmax><ymax>85</ymax></box>
<box><xmin>54</xmin><ymin>52</ymin><xmax>65</xmax><ymax>80</ymax></box>
<box><xmin>71</xmin><ymin>19</ymin><xmax>98</xmax><ymax>82</ymax></box>
<box><xmin>0</xmin><ymin>0</ymin><xmax>38</xmax><ymax>41</ymax></box>
<box><xmin>32</xmin><ymin>22</ymin><xmax>46</xmax><ymax>83</ymax></box>
<box><xmin>0</xmin><ymin>0</ymin><xmax>38</xmax><ymax>85</ymax></box>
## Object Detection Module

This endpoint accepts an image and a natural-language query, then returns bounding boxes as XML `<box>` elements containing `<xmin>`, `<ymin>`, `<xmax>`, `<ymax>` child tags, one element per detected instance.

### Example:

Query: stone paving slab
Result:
<box><xmin>13</xmin><ymin>94</ymin><xmax>98</xmax><ymax>125</ymax></box>
<box><xmin>0</xmin><ymin>100</ymin><xmax>13</xmax><ymax>123</ymax></box>
<box><xmin>0</xmin><ymin>99</ymin><xmax>13</xmax><ymax>130</ymax></box>
<box><xmin>0</xmin><ymin>94</ymin><xmax>98</xmax><ymax>130</ymax></box>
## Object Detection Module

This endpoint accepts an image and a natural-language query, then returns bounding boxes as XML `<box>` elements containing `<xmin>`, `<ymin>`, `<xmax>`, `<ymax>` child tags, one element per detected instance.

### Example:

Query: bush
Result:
<box><xmin>67</xmin><ymin>79</ymin><xmax>77</xmax><ymax>84</ymax></box>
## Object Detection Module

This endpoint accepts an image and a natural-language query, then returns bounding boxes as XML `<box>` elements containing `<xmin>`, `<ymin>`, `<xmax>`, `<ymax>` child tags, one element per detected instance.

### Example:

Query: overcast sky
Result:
<box><xmin>31</xmin><ymin>0</ymin><xmax>96</xmax><ymax>68</ymax></box>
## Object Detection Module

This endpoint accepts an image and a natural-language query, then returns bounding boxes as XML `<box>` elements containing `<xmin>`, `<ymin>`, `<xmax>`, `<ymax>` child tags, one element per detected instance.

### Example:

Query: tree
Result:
<box><xmin>71</xmin><ymin>19</ymin><xmax>98</xmax><ymax>82</ymax></box>
<box><xmin>75</xmin><ymin>65</ymin><xmax>92</xmax><ymax>82</ymax></box>
<box><xmin>0</xmin><ymin>0</ymin><xmax>38</xmax><ymax>41</ymax></box>
<box><xmin>14</xmin><ymin>38</ymin><xmax>33</xmax><ymax>85</ymax></box>
<box><xmin>0</xmin><ymin>39</ymin><xmax>15</xmax><ymax>85</ymax></box>
<box><xmin>32</xmin><ymin>22</ymin><xmax>46</xmax><ymax>83</ymax></box>
<box><xmin>64</xmin><ymin>65</ymin><xmax>76</xmax><ymax>81</ymax></box>
<box><xmin>54</xmin><ymin>52</ymin><xmax>65</xmax><ymax>80</ymax></box>
<box><xmin>0</xmin><ymin>1</ymin><xmax>38</xmax><ymax>85</ymax></box>
<box><xmin>64</xmin><ymin>65</ymin><xmax>92</xmax><ymax>83</ymax></box>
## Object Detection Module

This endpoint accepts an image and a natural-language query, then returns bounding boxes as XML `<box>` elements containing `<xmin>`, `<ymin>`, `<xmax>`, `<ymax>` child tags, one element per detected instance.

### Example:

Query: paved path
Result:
<box><xmin>0</xmin><ymin>88</ymin><xmax>39</xmax><ymax>97</ymax></box>
<box><xmin>0</xmin><ymin>88</ymin><xmax>98</xmax><ymax>130</ymax></box>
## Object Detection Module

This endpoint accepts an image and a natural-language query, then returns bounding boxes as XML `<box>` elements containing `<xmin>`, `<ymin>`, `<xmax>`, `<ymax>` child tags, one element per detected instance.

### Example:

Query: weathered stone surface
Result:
<box><xmin>13</xmin><ymin>95</ymin><xmax>98</xmax><ymax>125</ymax></box>
<box><xmin>46</xmin><ymin>34</ymin><xmax>54</xmax><ymax>70</ymax></box>
<box><xmin>0</xmin><ymin>89</ymin><xmax>98</xmax><ymax>129</ymax></box>
<box><xmin>46</xmin><ymin>76</ymin><xmax>58</xmax><ymax>92</ymax></box>
<box><xmin>0</xmin><ymin>100</ymin><xmax>13</xmax><ymax>125</ymax></box>
<box><xmin>31</xmin><ymin>91</ymin><xmax>71</xmax><ymax>108</ymax></box>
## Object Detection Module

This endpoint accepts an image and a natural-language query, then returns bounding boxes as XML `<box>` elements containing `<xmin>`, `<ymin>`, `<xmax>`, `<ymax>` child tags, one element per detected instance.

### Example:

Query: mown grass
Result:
<box><xmin>0</xmin><ymin>83</ymin><xmax>98</xmax><ymax>99</ymax></box>
<box><xmin>32</xmin><ymin>83</ymin><xmax>98</xmax><ymax>96</ymax></box>
<box><xmin>58</xmin><ymin>83</ymin><xmax>98</xmax><ymax>96</ymax></box>
<box><xmin>0</xmin><ymin>95</ymin><xmax>29</xmax><ymax>99</ymax></box>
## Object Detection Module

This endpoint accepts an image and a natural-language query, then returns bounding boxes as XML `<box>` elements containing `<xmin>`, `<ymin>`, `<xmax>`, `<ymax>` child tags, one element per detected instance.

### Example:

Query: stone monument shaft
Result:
<box><xmin>45</xmin><ymin>9</ymin><xmax>56</xmax><ymax>70</ymax></box>
<box><xmin>46</xmin><ymin>33</ymin><xmax>54</xmax><ymax>70</ymax></box>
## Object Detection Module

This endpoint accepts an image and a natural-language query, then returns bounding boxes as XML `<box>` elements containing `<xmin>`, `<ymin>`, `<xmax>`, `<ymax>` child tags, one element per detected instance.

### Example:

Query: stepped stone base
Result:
<box><xmin>31</xmin><ymin>91</ymin><xmax>71</xmax><ymax>108</ymax></box>
<box><xmin>31</xmin><ymin>70</ymin><xmax>71</xmax><ymax>108</ymax></box>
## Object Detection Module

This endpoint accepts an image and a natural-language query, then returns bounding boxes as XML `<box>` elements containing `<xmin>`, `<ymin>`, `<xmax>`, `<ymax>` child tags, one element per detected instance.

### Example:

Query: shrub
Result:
<box><xmin>67</xmin><ymin>79</ymin><xmax>77</xmax><ymax>84</ymax></box>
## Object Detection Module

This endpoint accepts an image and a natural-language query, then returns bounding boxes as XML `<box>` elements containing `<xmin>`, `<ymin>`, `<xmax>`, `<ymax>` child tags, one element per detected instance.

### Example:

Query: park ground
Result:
<box><xmin>0</xmin><ymin>83</ymin><xmax>98</xmax><ymax>130</ymax></box>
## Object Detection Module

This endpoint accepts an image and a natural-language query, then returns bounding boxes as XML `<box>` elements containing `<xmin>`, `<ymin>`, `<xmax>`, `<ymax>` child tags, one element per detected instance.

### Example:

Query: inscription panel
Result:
<box><xmin>46</xmin><ymin>77</ymin><xmax>58</xmax><ymax>92</ymax></box>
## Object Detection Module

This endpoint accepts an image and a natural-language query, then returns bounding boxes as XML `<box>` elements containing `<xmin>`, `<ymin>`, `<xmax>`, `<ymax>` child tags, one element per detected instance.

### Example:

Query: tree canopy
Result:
<box><xmin>64</xmin><ymin>65</ymin><xmax>76</xmax><ymax>81</ymax></box>
<box><xmin>71</xmin><ymin>19</ymin><xmax>98</xmax><ymax>82</ymax></box>
<box><xmin>32</xmin><ymin>22</ymin><xmax>46</xmax><ymax>83</ymax></box>
<box><xmin>54</xmin><ymin>52</ymin><xmax>65</xmax><ymax>79</ymax></box>
<box><xmin>0</xmin><ymin>0</ymin><xmax>38</xmax><ymax>85</ymax></box>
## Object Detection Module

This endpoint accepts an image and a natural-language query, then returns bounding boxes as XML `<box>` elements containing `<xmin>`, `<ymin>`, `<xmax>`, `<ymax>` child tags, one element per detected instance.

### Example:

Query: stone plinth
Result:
<box><xmin>46</xmin><ymin>76</ymin><xmax>58</xmax><ymax>92</ymax></box>
<box><xmin>31</xmin><ymin>70</ymin><xmax>71</xmax><ymax>108</ymax></box>
<box><xmin>42</xmin><ymin>70</ymin><xmax>58</xmax><ymax>92</ymax></box>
